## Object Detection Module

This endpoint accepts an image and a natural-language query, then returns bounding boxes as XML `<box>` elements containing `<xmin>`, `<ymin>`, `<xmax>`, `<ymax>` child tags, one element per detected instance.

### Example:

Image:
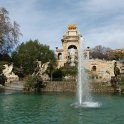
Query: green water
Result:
<box><xmin>0</xmin><ymin>91</ymin><xmax>124</xmax><ymax>124</ymax></box>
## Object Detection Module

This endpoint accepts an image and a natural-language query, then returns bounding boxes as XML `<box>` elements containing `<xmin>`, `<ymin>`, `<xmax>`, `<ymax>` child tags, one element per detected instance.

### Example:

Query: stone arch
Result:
<box><xmin>58</xmin><ymin>53</ymin><xmax>62</xmax><ymax>60</ymax></box>
<box><xmin>68</xmin><ymin>45</ymin><xmax>77</xmax><ymax>50</ymax></box>
<box><xmin>68</xmin><ymin>45</ymin><xmax>77</xmax><ymax>55</ymax></box>
<box><xmin>92</xmin><ymin>65</ymin><xmax>97</xmax><ymax>71</ymax></box>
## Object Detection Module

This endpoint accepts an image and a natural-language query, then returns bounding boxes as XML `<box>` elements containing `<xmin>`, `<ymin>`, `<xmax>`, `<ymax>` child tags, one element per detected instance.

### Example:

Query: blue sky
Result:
<box><xmin>0</xmin><ymin>0</ymin><xmax>124</xmax><ymax>50</ymax></box>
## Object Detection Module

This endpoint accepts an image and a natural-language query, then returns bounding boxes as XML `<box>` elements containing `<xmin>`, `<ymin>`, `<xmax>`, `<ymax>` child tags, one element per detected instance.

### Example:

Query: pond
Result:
<box><xmin>0</xmin><ymin>91</ymin><xmax>124</xmax><ymax>124</ymax></box>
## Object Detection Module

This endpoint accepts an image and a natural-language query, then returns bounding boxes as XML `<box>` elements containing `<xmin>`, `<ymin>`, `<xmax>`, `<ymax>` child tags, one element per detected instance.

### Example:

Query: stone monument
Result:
<box><xmin>33</xmin><ymin>60</ymin><xmax>50</xmax><ymax>81</ymax></box>
<box><xmin>2</xmin><ymin>64</ymin><xmax>19</xmax><ymax>83</ymax></box>
<box><xmin>56</xmin><ymin>24</ymin><xmax>80</xmax><ymax>67</ymax></box>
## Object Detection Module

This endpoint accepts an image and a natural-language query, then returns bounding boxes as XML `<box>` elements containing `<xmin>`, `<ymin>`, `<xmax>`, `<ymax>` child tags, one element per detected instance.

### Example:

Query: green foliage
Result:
<box><xmin>60</xmin><ymin>66</ymin><xmax>77</xmax><ymax>77</ymax></box>
<box><xmin>51</xmin><ymin>66</ymin><xmax>77</xmax><ymax>81</ymax></box>
<box><xmin>0</xmin><ymin>61</ymin><xmax>9</xmax><ymax>74</ymax></box>
<box><xmin>47</xmin><ymin>60</ymin><xmax>57</xmax><ymax>80</ymax></box>
<box><xmin>0</xmin><ymin>54</ymin><xmax>11</xmax><ymax>62</ymax></box>
<box><xmin>24</xmin><ymin>75</ymin><xmax>45</xmax><ymax>92</ymax></box>
<box><xmin>12</xmin><ymin>40</ymin><xmax>55</xmax><ymax>75</ymax></box>
<box><xmin>13</xmin><ymin>67</ymin><xmax>24</xmax><ymax>80</ymax></box>
<box><xmin>0</xmin><ymin>74</ymin><xmax>6</xmax><ymax>86</ymax></box>
<box><xmin>52</xmin><ymin>69</ymin><xmax>63</xmax><ymax>81</ymax></box>
<box><xmin>121</xmin><ymin>76</ymin><xmax>124</xmax><ymax>85</ymax></box>
<box><xmin>24</xmin><ymin>75</ymin><xmax>36</xmax><ymax>90</ymax></box>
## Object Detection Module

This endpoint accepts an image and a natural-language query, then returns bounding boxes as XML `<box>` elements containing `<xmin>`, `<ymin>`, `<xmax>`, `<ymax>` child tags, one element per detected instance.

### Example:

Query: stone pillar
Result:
<box><xmin>86</xmin><ymin>47</ymin><xmax>90</xmax><ymax>60</ymax></box>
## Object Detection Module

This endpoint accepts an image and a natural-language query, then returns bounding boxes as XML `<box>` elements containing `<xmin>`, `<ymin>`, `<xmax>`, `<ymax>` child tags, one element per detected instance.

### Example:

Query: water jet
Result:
<box><xmin>74</xmin><ymin>37</ymin><xmax>100</xmax><ymax>108</ymax></box>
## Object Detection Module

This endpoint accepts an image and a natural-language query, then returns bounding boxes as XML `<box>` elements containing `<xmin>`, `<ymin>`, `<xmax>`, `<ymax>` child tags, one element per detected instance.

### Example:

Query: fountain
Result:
<box><xmin>72</xmin><ymin>37</ymin><xmax>100</xmax><ymax>108</ymax></box>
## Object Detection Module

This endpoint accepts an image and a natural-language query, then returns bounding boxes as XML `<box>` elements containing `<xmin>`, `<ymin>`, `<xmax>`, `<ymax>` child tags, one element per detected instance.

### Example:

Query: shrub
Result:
<box><xmin>52</xmin><ymin>69</ymin><xmax>63</xmax><ymax>81</ymax></box>
<box><xmin>24</xmin><ymin>75</ymin><xmax>45</xmax><ymax>92</ymax></box>
<box><xmin>24</xmin><ymin>75</ymin><xmax>36</xmax><ymax>91</ymax></box>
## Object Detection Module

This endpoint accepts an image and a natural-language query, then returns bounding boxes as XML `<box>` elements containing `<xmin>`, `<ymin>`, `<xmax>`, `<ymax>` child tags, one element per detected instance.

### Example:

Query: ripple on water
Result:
<box><xmin>0</xmin><ymin>92</ymin><xmax>124</xmax><ymax>124</ymax></box>
<box><xmin>71</xmin><ymin>101</ymin><xmax>101</xmax><ymax>108</ymax></box>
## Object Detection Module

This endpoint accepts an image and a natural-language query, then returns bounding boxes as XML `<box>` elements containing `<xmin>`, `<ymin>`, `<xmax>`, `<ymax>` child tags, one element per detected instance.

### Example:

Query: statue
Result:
<box><xmin>68</xmin><ymin>24</ymin><xmax>77</xmax><ymax>30</ymax></box>
<box><xmin>68</xmin><ymin>48</ymin><xmax>77</xmax><ymax>66</ymax></box>
<box><xmin>114</xmin><ymin>62</ymin><xmax>120</xmax><ymax>77</ymax></box>
<box><xmin>2</xmin><ymin>64</ymin><xmax>19</xmax><ymax>83</ymax></box>
<box><xmin>41</xmin><ymin>62</ymin><xmax>50</xmax><ymax>74</ymax></box>
<box><xmin>111</xmin><ymin>62</ymin><xmax>121</xmax><ymax>92</ymax></box>
<box><xmin>3</xmin><ymin>64</ymin><xmax>13</xmax><ymax>75</ymax></box>
<box><xmin>33</xmin><ymin>60</ymin><xmax>50</xmax><ymax>81</ymax></box>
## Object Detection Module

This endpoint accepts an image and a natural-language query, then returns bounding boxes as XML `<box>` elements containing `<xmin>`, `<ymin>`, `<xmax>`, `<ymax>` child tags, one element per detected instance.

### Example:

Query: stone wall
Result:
<box><xmin>86</xmin><ymin>59</ymin><xmax>115</xmax><ymax>79</ymax></box>
<box><xmin>42</xmin><ymin>81</ymin><xmax>114</xmax><ymax>93</ymax></box>
<box><xmin>42</xmin><ymin>81</ymin><xmax>76</xmax><ymax>92</ymax></box>
<box><xmin>85</xmin><ymin>59</ymin><xmax>123</xmax><ymax>83</ymax></box>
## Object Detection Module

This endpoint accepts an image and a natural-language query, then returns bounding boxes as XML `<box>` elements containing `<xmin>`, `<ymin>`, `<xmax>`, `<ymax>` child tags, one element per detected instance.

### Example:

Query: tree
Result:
<box><xmin>0</xmin><ymin>53</ymin><xmax>11</xmax><ymax>62</ymax></box>
<box><xmin>108</xmin><ymin>50</ymin><xmax>124</xmax><ymax>60</ymax></box>
<box><xmin>47</xmin><ymin>60</ymin><xmax>57</xmax><ymax>81</ymax></box>
<box><xmin>52</xmin><ymin>69</ymin><xmax>63</xmax><ymax>81</ymax></box>
<box><xmin>91</xmin><ymin>45</ymin><xmax>111</xmax><ymax>60</ymax></box>
<box><xmin>12</xmin><ymin>40</ymin><xmax>55</xmax><ymax>75</ymax></box>
<box><xmin>0</xmin><ymin>7</ymin><xmax>21</xmax><ymax>54</ymax></box>
<box><xmin>61</xmin><ymin>66</ymin><xmax>77</xmax><ymax>77</ymax></box>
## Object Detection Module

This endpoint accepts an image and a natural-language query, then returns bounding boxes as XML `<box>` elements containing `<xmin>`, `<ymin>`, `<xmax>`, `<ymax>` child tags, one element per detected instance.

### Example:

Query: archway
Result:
<box><xmin>58</xmin><ymin>53</ymin><xmax>62</xmax><ymax>60</ymax></box>
<box><xmin>68</xmin><ymin>45</ymin><xmax>77</xmax><ymax>50</ymax></box>
<box><xmin>92</xmin><ymin>66</ymin><xmax>97</xmax><ymax>71</ymax></box>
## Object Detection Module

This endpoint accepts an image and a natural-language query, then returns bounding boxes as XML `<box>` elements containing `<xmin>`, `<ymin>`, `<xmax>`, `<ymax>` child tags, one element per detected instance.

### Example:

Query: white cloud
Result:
<box><xmin>0</xmin><ymin>0</ymin><xmax>124</xmax><ymax>50</ymax></box>
<box><xmin>75</xmin><ymin>0</ymin><xmax>124</xmax><ymax>49</ymax></box>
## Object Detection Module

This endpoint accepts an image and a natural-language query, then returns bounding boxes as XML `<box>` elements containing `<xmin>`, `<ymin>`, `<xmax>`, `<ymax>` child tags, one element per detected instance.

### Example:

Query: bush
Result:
<box><xmin>60</xmin><ymin>66</ymin><xmax>77</xmax><ymax>77</ymax></box>
<box><xmin>24</xmin><ymin>75</ymin><xmax>45</xmax><ymax>92</ymax></box>
<box><xmin>24</xmin><ymin>75</ymin><xmax>36</xmax><ymax>91</ymax></box>
<box><xmin>0</xmin><ymin>74</ymin><xmax>7</xmax><ymax>86</ymax></box>
<box><xmin>121</xmin><ymin>76</ymin><xmax>124</xmax><ymax>85</ymax></box>
<box><xmin>51</xmin><ymin>66</ymin><xmax>77</xmax><ymax>81</ymax></box>
<box><xmin>52</xmin><ymin>69</ymin><xmax>63</xmax><ymax>81</ymax></box>
<box><xmin>13</xmin><ymin>67</ymin><xmax>24</xmax><ymax>80</ymax></box>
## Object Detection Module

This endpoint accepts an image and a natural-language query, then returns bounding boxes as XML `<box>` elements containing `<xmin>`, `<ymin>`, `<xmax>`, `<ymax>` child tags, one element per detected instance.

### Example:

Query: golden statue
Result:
<box><xmin>68</xmin><ymin>24</ymin><xmax>77</xmax><ymax>30</ymax></box>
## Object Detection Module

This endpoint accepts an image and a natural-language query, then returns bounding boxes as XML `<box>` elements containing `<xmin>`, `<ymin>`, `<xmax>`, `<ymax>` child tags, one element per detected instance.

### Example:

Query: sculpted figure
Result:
<box><xmin>3</xmin><ymin>64</ymin><xmax>13</xmax><ymax>76</ymax></box>
<box><xmin>111</xmin><ymin>62</ymin><xmax>121</xmax><ymax>92</ymax></box>
<box><xmin>2</xmin><ymin>64</ymin><xmax>19</xmax><ymax>83</ymax></box>
<box><xmin>68</xmin><ymin>48</ymin><xmax>77</xmax><ymax>66</ymax></box>
<box><xmin>114</xmin><ymin>62</ymin><xmax>120</xmax><ymax>77</ymax></box>
<box><xmin>33</xmin><ymin>60</ymin><xmax>50</xmax><ymax>81</ymax></box>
